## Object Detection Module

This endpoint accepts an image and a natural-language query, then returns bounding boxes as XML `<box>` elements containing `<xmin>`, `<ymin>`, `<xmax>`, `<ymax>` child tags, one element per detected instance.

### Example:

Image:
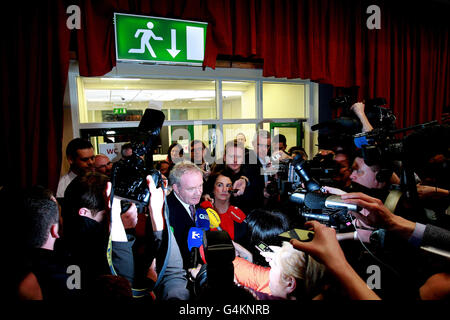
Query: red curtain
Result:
<box><xmin>360</xmin><ymin>1</ymin><xmax>450</xmax><ymax>130</ymax></box>
<box><xmin>1</xmin><ymin>0</ymin><xmax>449</xmax><ymax>191</ymax></box>
<box><xmin>0</xmin><ymin>1</ymin><xmax>71</xmax><ymax>191</ymax></box>
<box><xmin>75</xmin><ymin>0</ymin><xmax>449</xmax><ymax>126</ymax></box>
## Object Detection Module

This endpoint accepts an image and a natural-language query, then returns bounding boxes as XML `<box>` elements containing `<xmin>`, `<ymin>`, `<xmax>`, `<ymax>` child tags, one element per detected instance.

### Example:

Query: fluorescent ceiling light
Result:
<box><xmin>85</xmin><ymin>89</ymin><xmax>242</xmax><ymax>102</ymax></box>
<box><xmin>100</xmin><ymin>78</ymin><xmax>141</xmax><ymax>81</ymax></box>
<box><xmin>222</xmin><ymin>81</ymin><xmax>248</xmax><ymax>84</ymax></box>
<box><xmin>192</xmin><ymin>98</ymin><xmax>214</xmax><ymax>101</ymax></box>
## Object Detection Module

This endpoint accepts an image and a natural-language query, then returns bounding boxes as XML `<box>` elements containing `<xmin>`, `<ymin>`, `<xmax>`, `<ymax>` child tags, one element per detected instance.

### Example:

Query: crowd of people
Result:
<box><xmin>6</xmin><ymin>102</ymin><xmax>450</xmax><ymax>302</ymax></box>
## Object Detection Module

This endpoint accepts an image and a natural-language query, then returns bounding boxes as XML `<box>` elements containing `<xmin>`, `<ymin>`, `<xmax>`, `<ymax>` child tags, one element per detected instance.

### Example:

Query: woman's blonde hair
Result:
<box><xmin>273</xmin><ymin>242</ymin><xmax>326</xmax><ymax>299</ymax></box>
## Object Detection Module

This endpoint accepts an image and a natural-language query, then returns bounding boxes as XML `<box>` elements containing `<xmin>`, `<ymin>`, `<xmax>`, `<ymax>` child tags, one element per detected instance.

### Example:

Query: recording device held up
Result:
<box><xmin>270</xmin><ymin>151</ymin><xmax>342</xmax><ymax>200</ymax></box>
<box><xmin>111</xmin><ymin>108</ymin><xmax>165</xmax><ymax>211</ymax></box>
<box><xmin>314</xmin><ymin>95</ymin><xmax>449</xmax><ymax>201</ymax></box>
<box><xmin>312</xmin><ymin>96</ymin><xmax>397</xmax><ymax>150</ymax></box>
<box><xmin>286</xmin><ymin>153</ymin><xmax>355</xmax><ymax>232</ymax></box>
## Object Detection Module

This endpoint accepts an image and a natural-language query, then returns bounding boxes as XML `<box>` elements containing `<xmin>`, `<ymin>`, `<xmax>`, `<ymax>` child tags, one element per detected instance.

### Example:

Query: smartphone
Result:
<box><xmin>255</xmin><ymin>241</ymin><xmax>274</xmax><ymax>253</ymax></box>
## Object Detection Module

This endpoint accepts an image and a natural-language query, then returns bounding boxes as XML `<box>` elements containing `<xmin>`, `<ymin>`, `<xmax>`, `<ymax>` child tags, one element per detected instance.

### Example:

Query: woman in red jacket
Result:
<box><xmin>203</xmin><ymin>169</ymin><xmax>249</xmax><ymax>247</ymax></box>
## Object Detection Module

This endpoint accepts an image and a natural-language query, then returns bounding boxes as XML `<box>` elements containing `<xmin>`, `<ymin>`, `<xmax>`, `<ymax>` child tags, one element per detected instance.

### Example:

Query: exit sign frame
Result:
<box><xmin>114</xmin><ymin>12</ymin><xmax>208</xmax><ymax>66</ymax></box>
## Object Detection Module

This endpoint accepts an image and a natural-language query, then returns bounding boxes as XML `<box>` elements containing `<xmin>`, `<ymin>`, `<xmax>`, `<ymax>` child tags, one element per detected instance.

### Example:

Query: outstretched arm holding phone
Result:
<box><xmin>290</xmin><ymin>221</ymin><xmax>380</xmax><ymax>300</ymax></box>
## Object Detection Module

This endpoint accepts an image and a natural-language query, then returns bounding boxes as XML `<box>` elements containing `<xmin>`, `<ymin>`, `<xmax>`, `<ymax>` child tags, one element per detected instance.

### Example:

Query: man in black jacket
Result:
<box><xmin>167</xmin><ymin>162</ymin><xmax>204</xmax><ymax>270</ymax></box>
<box><xmin>24</xmin><ymin>197</ymin><xmax>75</xmax><ymax>299</ymax></box>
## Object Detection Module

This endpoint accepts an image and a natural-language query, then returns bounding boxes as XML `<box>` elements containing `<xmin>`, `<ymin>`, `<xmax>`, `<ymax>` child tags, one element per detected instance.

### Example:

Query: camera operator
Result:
<box><xmin>350</xmin><ymin>155</ymin><xmax>391</xmax><ymax>191</ymax></box>
<box><xmin>351</xmin><ymin>102</ymin><xmax>374</xmax><ymax>133</ymax></box>
<box><xmin>333</xmin><ymin>149</ymin><xmax>354</xmax><ymax>190</ymax></box>
<box><xmin>61</xmin><ymin>171</ymin><xmax>189</xmax><ymax>299</ymax></box>
<box><xmin>109</xmin><ymin>175</ymin><xmax>190</xmax><ymax>300</ymax></box>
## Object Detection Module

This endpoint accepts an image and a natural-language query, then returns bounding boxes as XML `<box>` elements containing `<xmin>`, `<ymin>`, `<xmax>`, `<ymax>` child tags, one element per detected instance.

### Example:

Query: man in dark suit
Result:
<box><xmin>167</xmin><ymin>162</ymin><xmax>204</xmax><ymax>270</ymax></box>
<box><xmin>246</xmin><ymin>130</ymin><xmax>275</xmax><ymax>205</ymax></box>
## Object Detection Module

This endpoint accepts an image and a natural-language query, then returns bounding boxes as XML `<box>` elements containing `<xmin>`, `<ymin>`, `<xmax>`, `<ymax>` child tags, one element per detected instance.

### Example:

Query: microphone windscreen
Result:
<box><xmin>187</xmin><ymin>227</ymin><xmax>203</xmax><ymax>251</ymax></box>
<box><xmin>354</xmin><ymin>135</ymin><xmax>369</xmax><ymax>149</ymax></box>
<box><xmin>195</xmin><ymin>208</ymin><xmax>210</xmax><ymax>230</ymax></box>
<box><xmin>206</xmin><ymin>208</ymin><xmax>221</xmax><ymax>229</ymax></box>
<box><xmin>304</xmin><ymin>192</ymin><xmax>326</xmax><ymax>209</ymax></box>
<box><xmin>200</xmin><ymin>201</ymin><xmax>214</xmax><ymax>209</ymax></box>
<box><xmin>229</xmin><ymin>206</ymin><xmax>246</xmax><ymax>223</ymax></box>
<box><xmin>199</xmin><ymin>245</ymin><xmax>206</xmax><ymax>264</ymax></box>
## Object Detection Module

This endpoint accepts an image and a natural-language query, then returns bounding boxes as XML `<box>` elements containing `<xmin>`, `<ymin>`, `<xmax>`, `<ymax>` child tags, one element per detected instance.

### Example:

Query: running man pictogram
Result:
<box><xmin>128</xmin><ymin>22</ymin><xmax>163</xmax><ymax>58</ymax></box>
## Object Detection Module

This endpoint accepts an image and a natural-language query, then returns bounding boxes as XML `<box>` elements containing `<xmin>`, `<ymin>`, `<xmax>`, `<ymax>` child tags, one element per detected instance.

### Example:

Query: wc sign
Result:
<box><xmin>114</xmin><ymin>13</ymin><xmax>207</xmax><ymax>66</ymax></box>
<box><xmin>98</xmin><ymin>143</ymin><xmax>125</xmax><ymax>162</ymax></box>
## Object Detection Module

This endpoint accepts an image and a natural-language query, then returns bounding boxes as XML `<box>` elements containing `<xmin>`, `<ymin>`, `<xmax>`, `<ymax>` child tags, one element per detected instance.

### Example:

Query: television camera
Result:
<box><xmin>313</xmin><ymin>95</ymin><xmax>448</xmax><ymax>200</ymax></box>
<box><xmin>111</xmin><ymin>108</ymin><xmax>165</xmax><ymax>212</ymax></box>
<box><xmin>268</xmin><ymin>152</ymin><xmax>342</xmax><ymax>199</ymax></box>
<box><xmin>286</xmin><ymin>154</ymin><xmax>356</xmax><ymax>232</ymax></box>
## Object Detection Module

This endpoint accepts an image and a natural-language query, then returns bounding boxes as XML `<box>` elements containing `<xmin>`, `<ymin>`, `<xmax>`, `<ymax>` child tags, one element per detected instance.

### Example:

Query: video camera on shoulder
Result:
<box><xmin>312</xmin><ymin>96</ymin><xmax>397</xmax><ymax>152</ymax></box>
<box><xmin>111</xmin><ymin>108</ymin><xmax>165</xmax><ymax>212</ymax></box>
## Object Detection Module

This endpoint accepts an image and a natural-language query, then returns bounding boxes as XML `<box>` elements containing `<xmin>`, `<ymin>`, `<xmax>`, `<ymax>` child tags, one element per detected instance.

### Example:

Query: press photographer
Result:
<box><xmin>109</xmin><ymin>107</ymin><xmax>190</xmax><ymax>300</ymax></box>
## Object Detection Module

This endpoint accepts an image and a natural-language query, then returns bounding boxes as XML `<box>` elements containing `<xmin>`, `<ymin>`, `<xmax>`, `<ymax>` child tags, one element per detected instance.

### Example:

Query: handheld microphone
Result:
<box><xmin>187</xmin><ymin>227</ymin><xmax>205</xmax><ymax>268</ymax></box>
<box><xmin>336</xmin><ymin>229</ymin><xmax>373</xmax><ymax>242</ymax></box>
<box><xmin>187</xmin><ymin>227</ymin><xmax>204</xmax><ymax>251</ymax></box>
<box><xmin>302</xmin><ymin>212</ymin><xmax>331</xmax><ymax>223</ymax></box>
<box><xmin>206</xmin><ymin>207</ymin><xmax>222</xmax><ymax>230</ymax></box>
<box><xmin>290</xmin><ymin>191</ymin><xmax>360</xmax><ymax>211</ymax></box>
<box><xmin>353</xmin><ymin>134</ymin><xmax>371</xmax><ymax>149</ymax></box>
<box><xmin>195</xmin><ymin>208</ymin><xmax>210</xmax><ymax>230</ymax></box>
<box><xmin>229</xmin><ymin>206</ymin><xmax>246</xmax><ymax>223</ymax></box>
<box><xmin>336</xmin><ymin>228</ymin><xmax>387</xmax><ymax>249</ymax></box>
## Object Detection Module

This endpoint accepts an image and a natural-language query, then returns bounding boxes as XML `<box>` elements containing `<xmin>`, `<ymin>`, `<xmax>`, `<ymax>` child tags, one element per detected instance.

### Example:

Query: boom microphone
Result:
<box><xmin>290</xmin><ymin>191</ymin><xmax>360</xmax><ymax>211</ymax></box>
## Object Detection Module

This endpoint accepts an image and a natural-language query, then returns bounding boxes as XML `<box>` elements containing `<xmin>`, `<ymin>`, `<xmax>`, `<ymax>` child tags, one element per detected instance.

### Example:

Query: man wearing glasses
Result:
<box><xmin>94</xmin><ymin>154</ymin><xmax>113</xmax><ymax>176</ymax></box>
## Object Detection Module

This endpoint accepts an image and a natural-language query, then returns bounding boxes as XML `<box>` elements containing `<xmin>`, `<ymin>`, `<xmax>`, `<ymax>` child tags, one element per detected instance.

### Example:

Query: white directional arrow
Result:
<box><xmin>192</xmin><ymin>231</ymin><xmax>201</xmax><ymax>239</ymax></box>
<box><xmin>167</xmin><ymin>29</ymin><xmax>181</xmax><ymax>58</ymax></box>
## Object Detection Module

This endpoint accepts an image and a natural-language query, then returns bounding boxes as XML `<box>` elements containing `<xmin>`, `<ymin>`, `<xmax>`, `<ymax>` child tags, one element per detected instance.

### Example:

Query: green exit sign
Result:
<box><xmin>114</xmin><ymin>13</ymin><xmax>207</xmax><ymax>66</ymax></box>
<box><xmin>113</xmin><ymin>108</ymin><xmax>127</xmax><ymax>114</ymax></box>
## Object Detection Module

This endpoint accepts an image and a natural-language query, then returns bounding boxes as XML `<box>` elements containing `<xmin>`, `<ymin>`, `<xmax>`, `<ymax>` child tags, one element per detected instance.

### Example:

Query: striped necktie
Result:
<box><xmin>189</xmin><ymin>205</ymin><xmax>196</xmax><ymax>220</ymax></box>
